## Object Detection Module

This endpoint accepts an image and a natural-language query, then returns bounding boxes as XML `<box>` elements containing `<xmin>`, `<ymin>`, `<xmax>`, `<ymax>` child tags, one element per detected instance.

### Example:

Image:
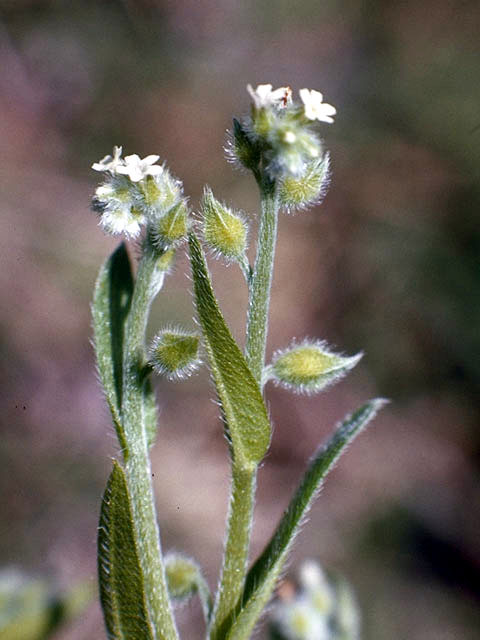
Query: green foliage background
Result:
<box><xmin>0</xmin><ymin>0</ymin><xmax>479</xmax><ymax>638</ymax></box>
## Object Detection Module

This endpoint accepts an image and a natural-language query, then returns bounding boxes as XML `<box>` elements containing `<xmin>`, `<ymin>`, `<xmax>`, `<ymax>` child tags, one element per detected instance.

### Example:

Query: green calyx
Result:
<box><xmin>267</xmin><ymin>340</ymin><xmax>362</xmax><ymax>394</ymax></box>
<box><xmin>152</xmin><ymin>200</ymin><xmax>190</xmax><ymax>249</ymax></box>
<box><xmin>201</xmin><ymin>187</ymin><xmax>248</xmax><ymax>262</ymax></box>
<box><xmin>148</xmin><ymin>328</ymin><xmax>201</xmax><ymax>381</ymax></box>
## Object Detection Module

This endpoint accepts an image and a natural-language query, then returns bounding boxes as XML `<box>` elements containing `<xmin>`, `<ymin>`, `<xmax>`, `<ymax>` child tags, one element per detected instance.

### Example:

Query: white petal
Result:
<box><xmin>142</xmin><ymin>154</ymin><xmax>160</xmax><ymax>166</ymax></box>
<box><xmin>145</xmin><ymin>165</ymin><xmax>163</xmax><ymax>176</ymax></box>
<box><xmin>124</xmin><ymin>154</ymin><xmax>141</xmax><ymax>164</ymax></box>
<box><xmin>127</xmin><ymin>167</ymin><xmax>144</xmax><ymax>182</ymax></box>
<box><xmin>321</xmin><ymin>103</ymin><xmax>337</xmax><ymax>116</ymax></box>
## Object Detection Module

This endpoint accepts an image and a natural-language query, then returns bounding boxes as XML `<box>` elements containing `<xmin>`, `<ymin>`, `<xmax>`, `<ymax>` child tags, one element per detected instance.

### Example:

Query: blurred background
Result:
<box><xmin>0</xmin><ymin>0</ymin><xmax>479</xmax><ymax>638</ymax></box>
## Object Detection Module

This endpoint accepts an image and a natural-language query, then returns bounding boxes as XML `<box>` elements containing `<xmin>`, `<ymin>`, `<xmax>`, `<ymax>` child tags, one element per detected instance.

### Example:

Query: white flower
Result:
<box><xmin>273</xmin><ymin>597</ymin><xmax>330</xmax><ymax>640</ymax></box>
<box><xmin>247</xmin><ymin>83</ymin><xmax>292</xmax><ymax>109</ymax></box>
<box><xmin>116</xmin><ymin>154</ymin><xmax>163</xmax><ymax>182</ymax></box>
<box><xmin>299</xmin><ymin>89</ymin><xmax>337</xmax><ymax>123</ymax></box>
<box><xmin>91</xmin><ymin>145</ymin><xmax>124</xmax><ymax>172</ymax></box>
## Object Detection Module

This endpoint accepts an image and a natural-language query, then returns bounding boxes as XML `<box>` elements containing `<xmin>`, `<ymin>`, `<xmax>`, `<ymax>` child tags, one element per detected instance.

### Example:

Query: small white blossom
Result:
<box><xmin>299</xmin><ymin>89</ymin><xmax>337</xmax><ymax>123</ymax></box>
<box><xmin>91</xmin><ymin>146</ymin><xmax>124</xmax><ymax>172</ymax></box>
<box><xmin>273</xmin><ymin>597</ymin><xmax>330</xmax><ymax>640</ymax></box>
<box><xmin>116</xmin><ymin>154</ymin><xmax>163</xmax><ymax>182</ymax></box>
<box><xmin>247</xmin><ymin>83</ymin><xmax>292</xmax><ymax>109</ymax></box>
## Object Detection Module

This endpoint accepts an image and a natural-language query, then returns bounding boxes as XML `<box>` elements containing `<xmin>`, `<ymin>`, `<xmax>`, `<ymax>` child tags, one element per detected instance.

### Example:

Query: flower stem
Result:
<box><xmin>209</xmin><ymin>464</ymin><xmax>257</xmax><ymax>640</ymax></box>
<box><xmin>209</xmin><ymin>177</ymin><xmax>279</xmax><ymax>640</ymax></box>
<box><xmin>245</xmin><ymin>177</ymin><xmax>279</xmax><ymax>387</ymax></box>
<box><xmin>121</xmin><ymin>246</ymin><xmax>178</xmax><ymax>640</ymax></box>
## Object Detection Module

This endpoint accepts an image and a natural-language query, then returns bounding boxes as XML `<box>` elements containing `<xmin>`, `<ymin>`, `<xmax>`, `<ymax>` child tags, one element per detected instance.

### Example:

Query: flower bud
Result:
<box><xmin>165</xmin><ymin>552</ymin><xmax>201</xmax><ymax>602</ymax></box>
<box><xmin>92</xmin><ymin>174</ymin><xmax>145</xmax><ymax>238</ymax></box>
<box><xmin>140</xmin><ymin>169</ymin><xmax>183</xmax><ymax>218</ymax></box>
<box><xmin>151</xmin><ymin>200</ymin><xmax>190</xmax><ymax>249</ymax></box>
<box><xmin>279</xmin><ymin>155</ymin><xmax>330</xmax><ymax>212</ymax></box>
<box><xmin>148</xmin><ymin>328</ymin><xmax>201</xmax><ymax>381</ymax></box>
<box><xmin>226</xmin><ymin>118</ymin><xmax>261</xmax><ymax>171</ymax></box>
<box><xmin>201</xmin><ymin>187</ymin><xmax>248</xmax><ymax>262</ymax></box>
<box><xmin>267</xmin><ymin>340</ymin><xmax>362</xmax><ymax>394</ymax></box>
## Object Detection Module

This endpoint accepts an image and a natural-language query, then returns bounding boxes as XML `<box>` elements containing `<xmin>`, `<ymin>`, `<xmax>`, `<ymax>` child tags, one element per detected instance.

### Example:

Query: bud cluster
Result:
<box><xmin>269</xmin><ymin>560</ymin><xmax>360</xmax><ymax>640</ymax></box>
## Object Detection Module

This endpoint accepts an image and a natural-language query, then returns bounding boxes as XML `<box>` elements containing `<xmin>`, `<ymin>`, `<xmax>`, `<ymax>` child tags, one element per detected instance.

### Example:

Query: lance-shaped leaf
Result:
<box><xmin>98</xmin><ymin>461</ymin><xmax>155</xmax><ymax>640</ymax></box>
<box><xmin>92</xmin><ymin>243</ymin><xmax>133</xmax><ymax>451</ymax></box>
<box><xmin>188</xmin><ymin>233</ymin><xmax>271</xmax><ymax>468</ymax></box>
<box><xmin>222</xmin><ymin>399</ymin><xmax>387</xmax><ymax>640</ymax></box>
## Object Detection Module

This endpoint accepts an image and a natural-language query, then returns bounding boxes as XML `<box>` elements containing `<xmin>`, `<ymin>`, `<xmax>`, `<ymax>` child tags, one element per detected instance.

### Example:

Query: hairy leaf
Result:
<box><xmin>188</xmin><ymin>233</ymin><xmax>271</xmax><ymax>468</ymax></box>
<box><xmin>223</xmin><ymin>399</ymin><xmax>387</xmax><ymax>640</ymax></box>
<box><xmin>98</xmin><ymin>461</ymin><xmax>155</xmax><ymax>640</ymax></box>
<box><xmin>92</xmin><ymin>243</ymin><xmax>133</xmax><ymax>451</ymax></box>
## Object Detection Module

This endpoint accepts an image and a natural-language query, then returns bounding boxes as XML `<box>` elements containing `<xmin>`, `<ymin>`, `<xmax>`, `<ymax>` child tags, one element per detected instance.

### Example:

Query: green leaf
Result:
<box><xmin>92</xmin><ymin>243</ymin><xmax>134</xmax><ymax>451</ymax></box>
<box><xmin>223</xmin><ymin>399</ymin><xmax>387</xmax><ymax>640</ymax></box>
<box><xmin>188</xmin><ymin>233</ymin><xmax>271</xmax><ymax>468</ymax></box>
<box><xmin>98</xmin><ymin>461</ymin><xmax>155</xmax><ymax>640</ymax></box>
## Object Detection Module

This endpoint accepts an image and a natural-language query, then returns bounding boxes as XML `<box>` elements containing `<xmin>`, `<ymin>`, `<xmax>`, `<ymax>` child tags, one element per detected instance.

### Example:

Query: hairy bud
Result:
<box><xmin>148</xmin><ymin>328</ymin><xmax>201</xmax><ymax>380</ymax></box>
<box><xmin>266</xmin><ymin>340</ymin><xmax>362</xmax><ymax>394</ymax></box>
<box><xmin>201</xmin><ymin>187</ymin><xmax>248</xmax><ymax>262</ymax></box>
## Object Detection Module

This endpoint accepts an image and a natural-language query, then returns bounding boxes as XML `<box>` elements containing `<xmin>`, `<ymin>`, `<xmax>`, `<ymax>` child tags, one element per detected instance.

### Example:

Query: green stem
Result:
<box><xmin>209</xmin><ymin>177</ymin><xmax>279</xmax><ymax>639</ymax></box>
<box><xmin>122</xmin><ymin>246</ymin><xmax>178</xmax><ymax>640</ymax></box>
<box><xmin>245</xmin><ymin>178</ymin><xmax>279</xmax><ymax>386</ymax></box>
<box><xmin>209</xmin><ymin>464</ymin><xmax>257</xmax><ymax>640</ymax></box>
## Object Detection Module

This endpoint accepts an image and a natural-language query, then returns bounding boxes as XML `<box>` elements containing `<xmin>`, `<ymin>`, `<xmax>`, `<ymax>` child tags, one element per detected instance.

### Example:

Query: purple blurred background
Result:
<box><xmin>1</xmin><ymin>1</ymin><xmax>479</xmax><ymax>638</ymax></box>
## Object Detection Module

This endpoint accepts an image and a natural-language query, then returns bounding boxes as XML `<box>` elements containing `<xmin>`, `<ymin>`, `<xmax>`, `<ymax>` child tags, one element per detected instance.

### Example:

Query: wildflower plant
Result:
<box><xmin>91</xmin><ymin>84</ymin><xmax>386</xmax><ymax>640</ymax></box>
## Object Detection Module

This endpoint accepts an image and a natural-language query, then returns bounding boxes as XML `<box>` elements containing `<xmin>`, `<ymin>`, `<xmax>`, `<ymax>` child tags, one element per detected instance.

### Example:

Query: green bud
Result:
<box><xmin>266</xmin><ymin>340</ymin><xmax>362</xmax><ymax>394</ymax></box>
<box><xmin>229</xmin><ymin>118</ymin><xmax>261</xmax><ymax>171</ymax></box>
<box><xmin>165</xmin><ymin>553</ymin><xmax>200</xmax><ymax>602</ymax></box>
<box><xmin>151</xmin><ymin>200</ymin><xmax>190</xmax><ymax>249</ymax></box>
<box><xmin>279</xmin><ymin>155</ymin><xmax>330</xmax><ymax>212</ymax></box>
<box><xmin>148</xmin><ymin>328</ymin><xmax>201</xmax><ymax>380</ymax></box>
<box><xmin>140</xmin><ymin>169</ymin><xmax>183</xmax><ymax>216</ymax></box>
<box><xmin>201</xmin><ymin>187</ymin><xmax>248</xmax><ymax>262</ymax></box>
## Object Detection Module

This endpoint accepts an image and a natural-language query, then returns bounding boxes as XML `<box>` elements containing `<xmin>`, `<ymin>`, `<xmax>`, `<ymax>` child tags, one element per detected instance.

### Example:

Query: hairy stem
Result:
<box><xmin>210</xmin><ymin>177</ymin><xmax>279</xmax><ymax>639</ymax></box>
<box><xmin>245</xmin><ymin>178</ymin><xmax>279</xmax><ymax>387</ymax></box>
<box><xmin>122</xmin><ymin>246</ymin><xmax>178</xmax><ymax>640</ymax></box>
<box><xmin>209</xmin><ymin>464</ymin><xmax>257</xmax><ymax>640</ymax></box>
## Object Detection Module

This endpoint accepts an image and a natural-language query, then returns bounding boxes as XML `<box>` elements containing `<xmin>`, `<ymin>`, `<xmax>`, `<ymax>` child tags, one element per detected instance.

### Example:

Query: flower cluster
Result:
<box><xmin>228</xmin><ymin>84</ymin><xmax>336</xmax><ymax>183</ymax></box>
<box><xmin>269</xmin><ymin>560</ymin><xmax>360</xmax><ymax>640</ymax></box>
<box><xmin>91</xmin><ymin>146</ymin><xmax>188</xmax><ymax>241</ymax></box>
